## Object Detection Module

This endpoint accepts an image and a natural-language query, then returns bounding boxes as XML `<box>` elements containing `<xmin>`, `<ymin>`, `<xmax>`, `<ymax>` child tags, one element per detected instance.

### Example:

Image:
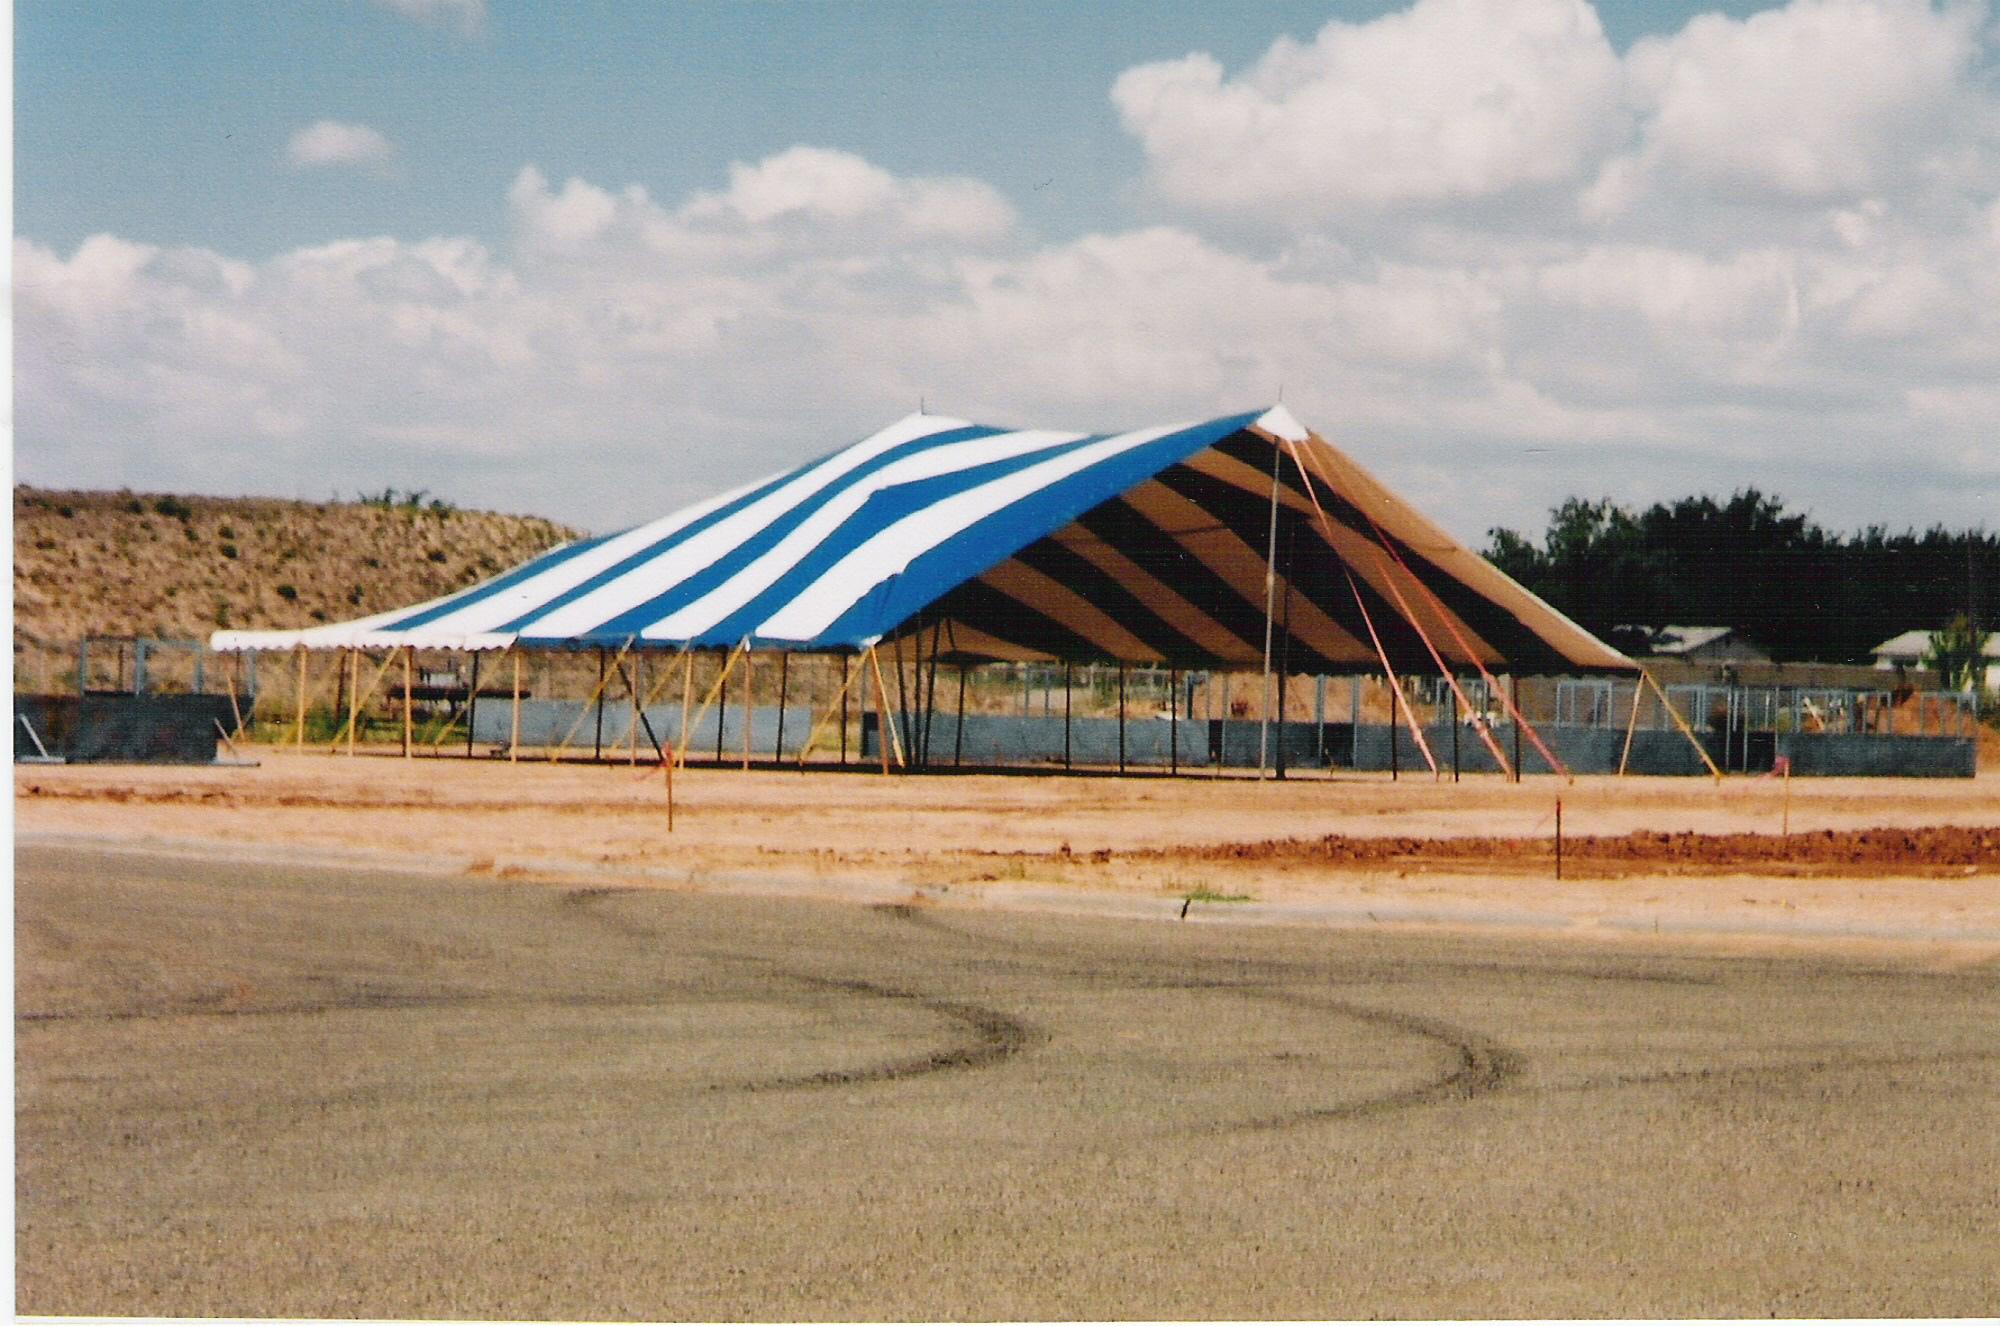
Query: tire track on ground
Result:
<box><xmin>564</xmin><ymin>887</ymin><xmax>1046</xmax><ymax>1093</ymax></box>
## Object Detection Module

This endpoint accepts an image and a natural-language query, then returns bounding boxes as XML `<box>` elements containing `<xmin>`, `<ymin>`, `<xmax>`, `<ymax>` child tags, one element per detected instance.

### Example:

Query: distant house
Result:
<box><xmin>1614</xmin><ymin>625</ymin><xmax>1772</xmax><ymax>666</ymax></box>
<box><xmin>1870</xmin><ymin>629</ymin><xmax>2000</xmax><ymax>690</ymax></box>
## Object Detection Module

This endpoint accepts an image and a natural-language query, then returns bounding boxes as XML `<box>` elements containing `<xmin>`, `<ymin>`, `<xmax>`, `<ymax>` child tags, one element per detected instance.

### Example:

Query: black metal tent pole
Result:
<box><xmin>465</xmin><ymin>652</ymin><xmax>481</xmax><ymax>758</ymax></box>
<box><xmin>1169</xmin><ymin>667</ymin><xmax>1179</xmax><ymax>776</ymax></box>
<box><xmin>1063</xmin><ymin>662</ymin><xmax>1072</xmax><ymax>771</ymax></box>
<box><xmin>893</xmin><ymin>630</ymin><xmax>913</xmax><ymax>771</ymax></box>
<box><xmin>922</xmin><ymin>619</ymin><xmax>942</xmax><ymax>768</ymax></box>
<box><xmin>1451</xmin><ymin>680</ymin><xmax>1461</xmax><ymax>781</ymax></box>
<box><xmin>954</xmin><ymin>663</ymin><xmax>967</xmax><ymax>768</ymax></box>
<box><xmin>715</xmin><ymin>660</ymin><xmax>728</xmax><ymax>763</ymax></box>
<box><xmin>775</xmin><ymin>652</ymin><xmax>790</xmax><ymax>759</ymax></box>
<box><xmin>1389</xmin><ymin>676</ymin><xmax>1399</xmax><ymax>781</ymax></box>
<box><xmin>1117</xmin><ymin>663</ymin><xmax>1127</xmax><ymax>773</ymax></box>
<box><xmin>1511</xmin><ymin>676</ymin><xmax>1522</xmax><ymax>781</ymax></box>
<box><xmin>593</xmin><ymin>647</ymin><xmax>607</xmax><ymax>761</ymax></box>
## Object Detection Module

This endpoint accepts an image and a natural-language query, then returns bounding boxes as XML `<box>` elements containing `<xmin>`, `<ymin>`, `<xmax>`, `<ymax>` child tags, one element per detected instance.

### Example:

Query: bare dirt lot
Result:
<box><xmin>15</xmin><ymin>839</ymin><xmax>2000</xmax><ymax>1319</ymax></box>
<box><xmin>16</xmin><ymin>748</ymin><xmax>2000</xmax><ymax>949</ymax></box>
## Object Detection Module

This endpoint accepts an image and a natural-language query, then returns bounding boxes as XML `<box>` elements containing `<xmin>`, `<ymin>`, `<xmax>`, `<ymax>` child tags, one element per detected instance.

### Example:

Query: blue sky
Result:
<box><xmin>15</xmin><ymin>1</ymin><xmax>1998</xmax><ymax>542</ymax></box>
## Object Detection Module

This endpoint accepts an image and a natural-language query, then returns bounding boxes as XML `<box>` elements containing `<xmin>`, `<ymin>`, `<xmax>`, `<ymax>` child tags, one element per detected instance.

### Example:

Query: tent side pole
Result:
<box><xmin>1169</xmin><ymin>667</ymin><xmax>1179</xmax><ymax>776</ymax></box>
<box><xmin>592</xmin><ymin>648</ymin><xmax>607</xmax><ymax>762</ymax></box>
<box><xmin>402</xmin><ymin>646</ymin><xmax>414</xmax><ymax>759</ymax></box>
<box><xmin>1117</xmin><ymin>663</ymin><xmax>1127</xmax><ymax>774</ymax></box>
<box><xmin>1258</xmin><ymin>436</ymin><xmax>1283</xmax><ymax>781</ymax></box>
<box><xmin>1063</xmin><ymin>661</ymin><xmax>1072</xmax><ymax>771</ymax></box>
<box><xmin>1512</xmin><ymin>677</ymin><xmax>1523</xmax><ymax>781</ymax></box>
<box><xmin>1618</xmin><ymin>676</ymin><xmax>1643</xmax><ymax>776</ymax></box>
<box><xmin>548</xmin><ymin>639</ymin><xmax>633</xmax><ymax>764</ymax></box>
<box><xmin>714</xmin><ymin>661</ymin><xmax>728</xmax><ymax>763</ymax></box>
<box><xmin>775</xmin><ymin>653</ymin><xmax>790</xmax><ymax>759</ymax></box>
<box><xmin>629</xmin><ymin>653</ymin><xmax>641</xmax><ymax>766</ymax></box>
<box><xmin>465</xmin><ymin>652</ymin><xmax>480</xmax><ymax>758</ymax></box>
<box><xmin>293</xmin><ymin>647</ymin><xmax>308</xmax><ymax>748</ymax></box>
<box><xmin>741</xmin><ymin>651</ymin><xmax>754</xmax><ymax>771</ymax></box>
<box><xmin>346</xmin><ymin>648</ymin><xmax>360</xmax><ymax>756</ymax></box>
<box><xmin>954</xmin><ymin>664</ymin><xmax>967</xmax><ymax>768</ymax></box>
<box><xmin>839</xmin><ymin>655</ymin><xmax>850</xmax><ymax>765</ymax></box>
<box><xmin>794</xmin><ymin>652</ymin><xmax>866</xmax><ymax>768</ymax></box>
<box><xmin>510</xmin><ymin>649</ymin><xmax>522</xmax><ymax>762</ymax></box>
<box><xmin>867</xmin><ymin>644</ymin><xmax>906</xmax><ymax>771</ymax></box>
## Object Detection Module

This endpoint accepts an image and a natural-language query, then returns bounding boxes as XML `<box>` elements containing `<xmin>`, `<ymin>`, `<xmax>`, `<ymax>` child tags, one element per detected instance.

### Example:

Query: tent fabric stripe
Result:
<box><xmin>210</xmin><ymin>404</ymin><xmax>1634</xmax><ymax>676</ymax></box>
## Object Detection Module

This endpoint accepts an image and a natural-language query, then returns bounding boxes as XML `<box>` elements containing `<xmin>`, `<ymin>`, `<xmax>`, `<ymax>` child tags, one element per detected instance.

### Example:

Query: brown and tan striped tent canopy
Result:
<box><xmin>910</xmin><ymin>406</ymin><xmax>1634</xmax><ymax>676</ymax></box>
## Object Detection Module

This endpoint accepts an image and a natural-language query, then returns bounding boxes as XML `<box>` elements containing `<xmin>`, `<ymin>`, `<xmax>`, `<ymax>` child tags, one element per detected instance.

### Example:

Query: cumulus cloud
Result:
<box><xmin>1598</xmin><ymin>0</ymin><xmax>1995</xmax><ymax>213</ymax></box>
<box><xmin>287</xmin><ymin>120</ymin><xmax>396</xmax><ymax>170</ymax></box>
<box><xmin>1112</xmin><ymin>0</ymin><xmax>1625</xmax><ymax>218</ymax></box>
<box><xmin>16</xmin><ymin>1</ymin><xmax>2000</xmax><ymax>542</ymax></box>
<box><xmin>372</xmin><ymin>0</ymin><xmax>484</xmax><ymax>37</ymax></box>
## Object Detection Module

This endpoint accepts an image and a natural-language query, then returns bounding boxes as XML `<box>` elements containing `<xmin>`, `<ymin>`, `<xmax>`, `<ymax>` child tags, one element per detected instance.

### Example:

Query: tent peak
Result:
<box><xmin>1252</xmin><ymin>404</ymin><xmax>1309</xmax><ymax>443</ymax></box>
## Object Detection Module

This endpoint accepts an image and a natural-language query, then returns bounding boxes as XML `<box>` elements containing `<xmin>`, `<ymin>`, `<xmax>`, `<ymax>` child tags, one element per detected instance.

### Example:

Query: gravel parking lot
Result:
<box><xmin>17</xmin><ymin>840</ymin><xmax>1998</xmax><ymax>1319</ymax></box>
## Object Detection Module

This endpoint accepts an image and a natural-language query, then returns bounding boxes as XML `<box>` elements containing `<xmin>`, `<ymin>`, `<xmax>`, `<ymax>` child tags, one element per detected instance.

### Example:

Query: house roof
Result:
<box><xmin>1871</xmin><ymin>628</ymin><xmax>2000</xmax><ymax>660</ymax></box>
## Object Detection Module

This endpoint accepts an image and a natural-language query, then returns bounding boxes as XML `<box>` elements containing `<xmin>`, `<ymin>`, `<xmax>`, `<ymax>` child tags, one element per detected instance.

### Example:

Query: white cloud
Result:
<box><xmin>1613</xmin><ymin>0</ymin><xmax>1989</xmax><ymax>206</ymax></box>
<box><xmin>287</xmin><ymin>120</ymin><xmax>396</xmax><ymax>170</ymax></box>
<box><xmin>16</xmin><ymin>4</ymin><xmax>2000</xmax><ymax>543</ymax></box>
<box><xmin>372</xmin><ymin>0</ymin><xmax>484</xmax><ymax>37</ymax></box>
<box><xmin>1112</xmin><ymin>0</ymin><xmax>1625</xmax><ymax>218</ymax></box>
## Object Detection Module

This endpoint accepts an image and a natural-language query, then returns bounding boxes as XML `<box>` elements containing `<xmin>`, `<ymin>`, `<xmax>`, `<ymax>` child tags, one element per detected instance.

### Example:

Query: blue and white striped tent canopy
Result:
<box><xmin>211</xmin><ymin>406</ymin><xmax>1632</xmax><ymax>675</ymax></box>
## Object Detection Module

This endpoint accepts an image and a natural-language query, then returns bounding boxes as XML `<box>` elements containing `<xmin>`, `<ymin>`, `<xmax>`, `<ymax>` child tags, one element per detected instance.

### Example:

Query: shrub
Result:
<box><xmin>276</xmin><ymin>584</ymin><xmax>298</xmax><ymax>602</ymax></box>
<box><xmin>219</xmin><ymin>543</ymin><xmax>239</xmax><ymax>559</ymax></box>
<box><xmin>154</xmin><ymin>496</ymin><xmax>194</xmax><ymax>520</ymax></box>
<box><xmin>427</xmin><ymin>548</ymin><xmax>448</xmax><ymax>563</ymax></box>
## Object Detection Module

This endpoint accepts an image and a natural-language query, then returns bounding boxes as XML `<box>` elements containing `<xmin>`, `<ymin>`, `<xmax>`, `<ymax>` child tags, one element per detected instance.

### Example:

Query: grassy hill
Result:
<box><xmin>14</xmin><ymin>486</ymin><xmax>581</xmax><ymax>694</ymax></box>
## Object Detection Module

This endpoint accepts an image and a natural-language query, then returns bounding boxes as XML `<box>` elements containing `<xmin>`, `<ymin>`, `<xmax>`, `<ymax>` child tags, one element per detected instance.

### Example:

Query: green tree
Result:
<box><xmin>1926</xmin><ymin>613</ymin><xmax>1988</xmax><ymax>692</ymax></box>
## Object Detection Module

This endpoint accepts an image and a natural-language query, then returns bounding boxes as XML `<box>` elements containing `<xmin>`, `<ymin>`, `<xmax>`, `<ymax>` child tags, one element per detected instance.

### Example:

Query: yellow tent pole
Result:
<box><xmin>795</xmin><ymin>652</ymin><xmax>867</xmax><ymax>767</ymax></box>
<box><xmin>509</xmin><ymin>648</ymin><xmax>522</xmax><ymax>762</ymax></box>
<box><xmin>345</xmin><ymin>648</ymin><xmax>359</xmax><ymax>756</ymax></box>
<box><xmin>679</xmin><ymin>648</ymin><xmax>695</xmax><ymax>760</ymax></box>
<box><xmin>1643</xmin><ymin>668</ymin><xmax>1724</xmax><ymax>783</ymax></box>
<box><xmin>675</xmin><ymin>641</ymin><xmax>748</xmax><ymax>767</ymax></box>
<box><xmin>628</xmin><ymin>653</ymin><xmax>642</xmax><ymax>766</ymax></box>
<box><xmin>293</xmin><ymin>648</ymin><xmax>309</xmax><ymax>747</ymax></box>
<box><xmin>867</xmin><ymin>644</ymin><xmax>906</xmax><ymax>771</ymax></box>
<box><xmin>1617</xmin><ymin>677</ymin><xmax>1644</xmax><ymax>776</ymax></box>
<box><xmin>402</xmin><ymin>646</ymin><xmax>414</xmax><ymax>759</ymax></box>
<box><xmin>546</xmin><ymin>638</ymin><xmax>635</xmax><ymax>763</ymax></box>
<box><xmin>333</xmin><ymin>648</ymin><xmax>401</xmax><ymax>754</ymax></box>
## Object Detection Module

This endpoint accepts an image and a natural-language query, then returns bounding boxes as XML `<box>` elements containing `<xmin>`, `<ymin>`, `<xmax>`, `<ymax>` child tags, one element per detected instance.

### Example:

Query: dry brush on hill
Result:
<box><xmin>14</xmin><ymin>486</ymin><xmax>579</xmax><ymax>693</ymax></box>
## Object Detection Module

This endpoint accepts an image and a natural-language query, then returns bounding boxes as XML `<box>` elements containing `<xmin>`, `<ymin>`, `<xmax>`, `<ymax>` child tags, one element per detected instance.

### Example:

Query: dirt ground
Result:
<box><xmin>15</xmin><ymin>840</ymin><xmax>1999</xmax><ymax>1319</ymax></box>
<box><xmin>15</xmin><ymin>747</ymin><xmax>2000</xmax><ymax>953</ymax></box>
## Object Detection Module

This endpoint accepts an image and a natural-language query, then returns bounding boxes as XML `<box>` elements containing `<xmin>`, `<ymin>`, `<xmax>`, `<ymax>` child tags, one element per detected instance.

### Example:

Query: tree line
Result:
<box><xmin>1483</xmin><ymin>490</ymin><xmax>1999</xmax><ymax>665</ymax></box>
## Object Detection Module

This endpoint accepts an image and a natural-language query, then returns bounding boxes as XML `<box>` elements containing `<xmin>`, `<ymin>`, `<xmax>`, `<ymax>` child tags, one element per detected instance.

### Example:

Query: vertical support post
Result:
<box><xmin>134</xmin><ymin>640</ymin><xmax>148</xmax><ymax>696</ymax></box>
<box><xmin>742</xmin><ymin>650</ymin><xmax>754</xmax><ymax>771</ymax></box>
<box><xmin>1063</xmin><ymin>662</ymin><xmax>1073</xmax><ymax>771</ymax></box>
<box><xmin>954</xmin><ymin>664</ymin><xmax>967</xmax><ymax>768</ymax></box>
<box><xmin>346</xmin><ymin>648</ymin><xmax>360</xmax><ymax>757</ymax></box>
<box><xmin>1117</xmin><ymin>663</ymin><xmax>1127</xmax><ymax>773</ymax></box>
<box><xmin>1315</xmin><ymin>674</ymin><xmax>1327</xmax><ymax>768</ymax></box>
<box><xmin>1351</xmin><ymin>675</ymin><xmax>1361</xmax><ymax>767</ymax></box>
<box><xmin>1511</xmin><ymin>675</ymin><xmax>1523</xmax><ymax>781</ymax></box>
<box><xmin>1617</xmin><ymin>677</ymin><xmax>1642</xmax><ymax>777</ymax></box>
<box><xmin>1258</xmin><ymin>436</ymin><xmax>1282</xmax><ymax>781</ymax></box>
<box><xmin>1169</xmin><ymin>667</ymin><xmax>1180</xmax><ymax>776</ymax></box>
<box><xmin>593</xmin><ymin>648</ymin><xmax>607</xmax><ymax>762</ymax></box>
<box><xmin>1389</xmin><ymin>676</ymin><xmax>1399</xmax><ymax>780</ymax></box>
<box><xmin>1555</xmin><ymin>797</ymin><xmax>1564</xmax><ymax>880</ymax></box>
<box><xmin>1450</xmin><ymin>681</ymin><xmax>1460</xmax><ymax>782</ymax></box>
<box><xmin>510</xmin><ymin>649</ymin><xmax>522</xmax><ymax>762</ymax></box>
<box><xmin>402</xmin><ymin>646</ymin><xmax>414</xmax><ymax>759</ymax></box>
<box><xmin>715</xmin><ymin>663</ymin><xmax>728</xmax><ymax>763</ymax></box>
<box><xmin>775</xmin><ymin>653</ymin><xmax>790</xmax><ymax>759</ymax></box>
<box><xmin>894</xmin><ymin>638</ymin><xmax>913</xmax><ymax>768</ymax></box>
<box><xmin>294</xmin><ymin>647</ymin><xmax>308</xmax><ymax>748</ymax></box>
<box><xmin>839</xmin><ymin>655</ymin><xmax>850</xmax><ymax>765</ymax></box>
<box><xmin>629</xmin><ymin>652</ymin><xmax>642</xmax><ymax>765</ymax></box>
<box><xmin>680</xmin><ymin>650</ymin><xmax>695</xmax><ymax>763</ymax></box>
<box><xmin>466</xmin><ymin>652</ymin><xmax>481</xmax><ymax>758</ymax></box>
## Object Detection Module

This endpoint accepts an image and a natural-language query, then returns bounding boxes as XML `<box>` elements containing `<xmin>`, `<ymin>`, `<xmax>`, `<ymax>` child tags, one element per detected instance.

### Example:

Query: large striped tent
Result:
<box><xmin>211</xmin><ymin>405</ymin><xmax>1631</xmax><ymax>676</ymax></box>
